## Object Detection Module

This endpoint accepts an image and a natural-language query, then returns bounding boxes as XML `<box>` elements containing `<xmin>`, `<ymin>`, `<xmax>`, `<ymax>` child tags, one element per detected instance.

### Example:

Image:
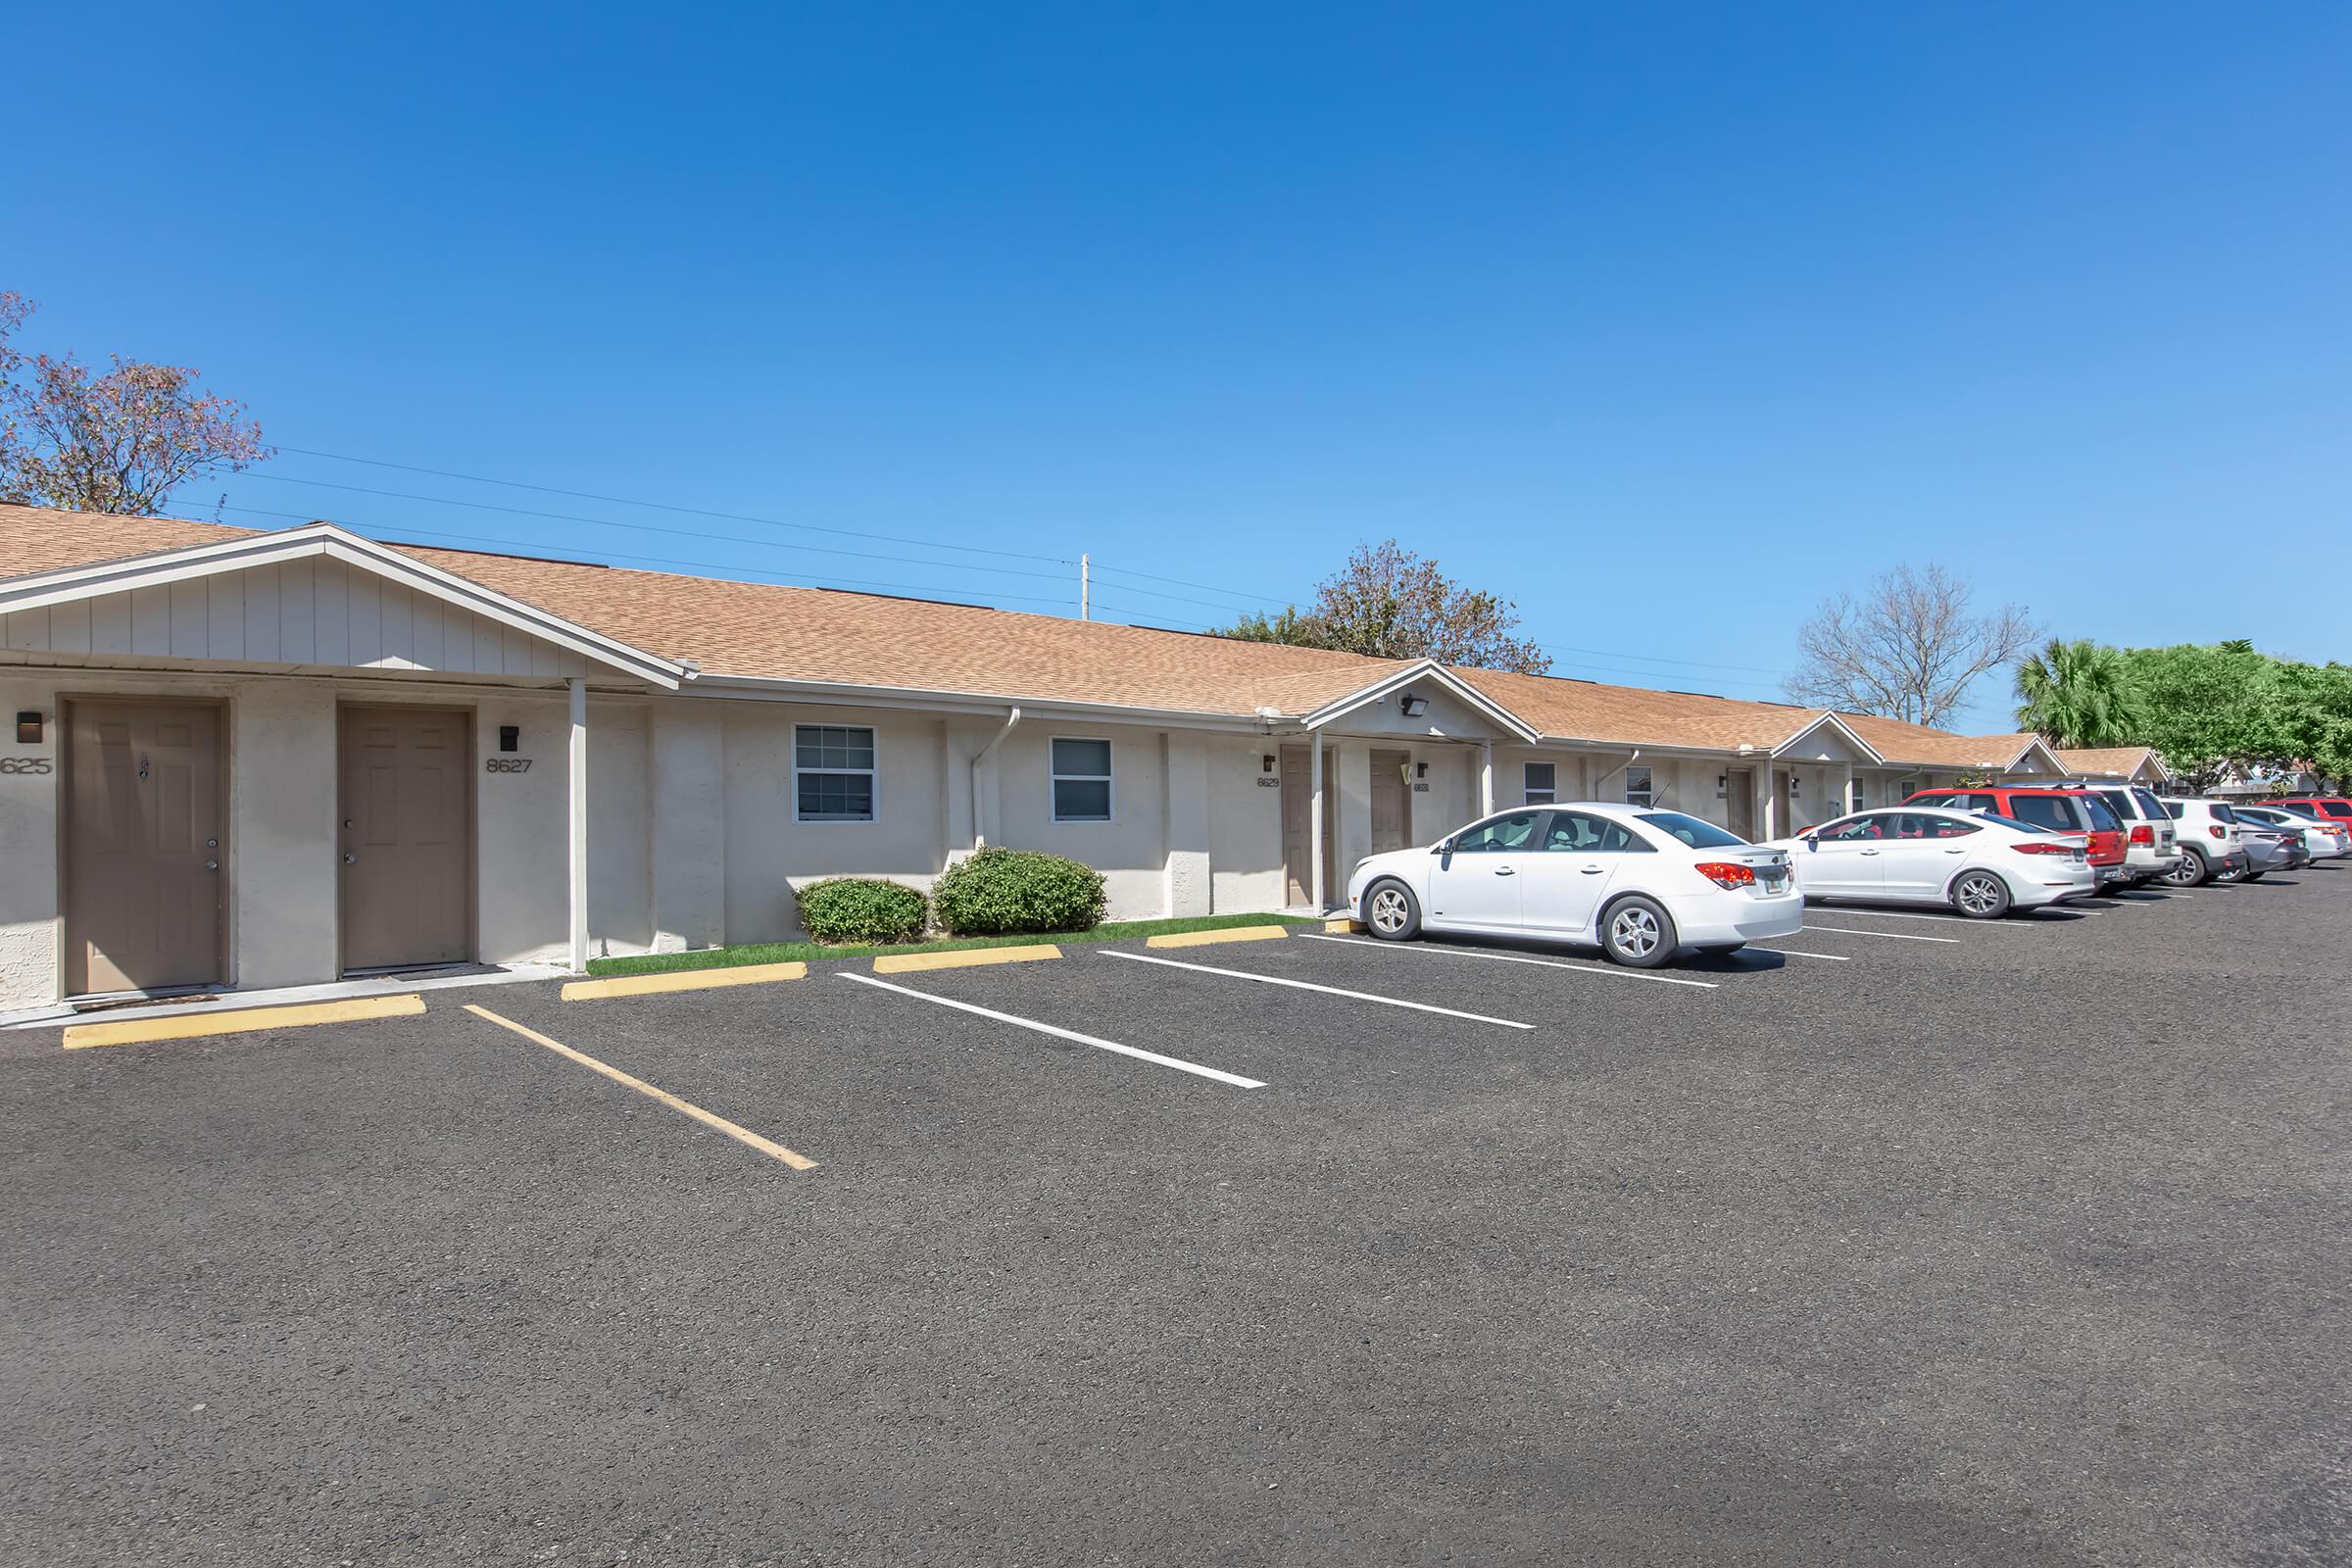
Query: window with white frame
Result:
<box><xmin>1050</xmin><ymin>737</ymin><xmax>1114</xmax><ymax>822</ymax></box>
<box><xmin>794</xmin><ymin>724</ymin><xmax>876</xmax><ymax>821</ymax></box>
<box><xmin>1524</xmin><ymin>761</ymin><xmax>1556</xmax><ymax>806</ymax></box>
<box><xmin>1624</xmin><ymin>763</ymin><xmax>1655</xmax><ymax>808</ymax></box>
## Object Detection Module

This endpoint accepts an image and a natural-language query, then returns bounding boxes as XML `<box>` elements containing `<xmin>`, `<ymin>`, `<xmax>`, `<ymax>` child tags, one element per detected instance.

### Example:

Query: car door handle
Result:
<box><xmin>1860</xmin><ymin>849</ymin><xmax>1879</xmax><ymax>856</ymax></box>
<box><xmin>1494</xmin><ymin>866</ymin><xmax>1515</xmax><ymax>876</ymax></box>
<box><xmin>1944</xmin><ymin>848</ymin><xmax>1965</xmax><ymax>855</ymax></box>
<box><xmin>1580</xmin><ymin>865</ymin><xmax>1605</xmax><ymax>874</ymax></box>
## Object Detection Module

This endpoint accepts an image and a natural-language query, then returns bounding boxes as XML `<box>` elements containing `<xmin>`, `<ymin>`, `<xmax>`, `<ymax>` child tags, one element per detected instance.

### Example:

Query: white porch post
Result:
<box><xmin>1841</xmin><ymin>763</ymin><xmax>1856</xmax><ymax>815</ymax></box>
<box><xmin>1309</xmin><ymin>739</ymin><xmax>1326</xmax><ymax>912</ymax></box>
<box><xmin>1480</xmin><ymin>740</ymin><xmax>1494</xmax><ymax>815</ymax></box>
<box><xmin>566</xmin><ymin>676</ymin><xmax>589</xmax><ymax>973</ymax></box>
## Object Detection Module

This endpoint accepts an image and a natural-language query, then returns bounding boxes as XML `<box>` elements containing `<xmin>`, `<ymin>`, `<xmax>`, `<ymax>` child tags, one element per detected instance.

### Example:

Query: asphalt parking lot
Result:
<box><xmin>5</xmin><ymin>872</ymin><xmax>2347</xmax><ymax>1566</ymax></box>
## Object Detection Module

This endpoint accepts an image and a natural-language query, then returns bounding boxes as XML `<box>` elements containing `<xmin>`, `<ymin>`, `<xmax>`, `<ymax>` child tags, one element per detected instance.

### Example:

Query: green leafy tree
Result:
<box><xmin>2110</xmin><ymin>641</ymin><xmax>2292</xmax><ymax>792</ymax></box>
<box><xmin>2014</xmin><ymin>637</ymin><xmax>2144</xmax><ymax>747</ymax></box>
<box><xmin>1216</xmin><ymin>540</ymin><xmax>1549</xmax><ymax>673</ymax></box>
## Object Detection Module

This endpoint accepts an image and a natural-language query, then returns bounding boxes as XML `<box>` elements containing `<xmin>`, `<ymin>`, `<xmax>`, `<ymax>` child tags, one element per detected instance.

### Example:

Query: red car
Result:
<box><xmin>1899</xmin><ymin>785</ymin><xmax>2131</xmax><ymax>880</ymax></box>
<box><xmin>2267</xmin><ymin>797</ymin><xmax>2352</xmax><ymax>827</ymax></box>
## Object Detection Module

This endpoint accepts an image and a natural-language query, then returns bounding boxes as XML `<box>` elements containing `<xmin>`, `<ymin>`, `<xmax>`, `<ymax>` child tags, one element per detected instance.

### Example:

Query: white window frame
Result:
<box><xmin>792</xmin><ymin>723</ymin><xmax>878</xmax><ymax>823</ymax></box>
<box><xmin>1524</xmin><ymin>760</ymin><xmax>1556</xmax><ymax>806</ymax></box>
<box><xmin>1049</xmin><ymin>735</ymin><xmax>1115</xmax><ymax>823</ymax></box>
<box><xmin>1624</xmin><ymin>763</ymin><xmax>1655</xmax><ymax>808</ymax></box>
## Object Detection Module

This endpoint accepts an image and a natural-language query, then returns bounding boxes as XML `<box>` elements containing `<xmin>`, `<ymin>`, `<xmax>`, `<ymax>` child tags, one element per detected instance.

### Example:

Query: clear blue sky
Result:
<box><xmin>9</xmin><ymin>3</ymin><xmax>2347</xmax><ymax>728</ymax></box>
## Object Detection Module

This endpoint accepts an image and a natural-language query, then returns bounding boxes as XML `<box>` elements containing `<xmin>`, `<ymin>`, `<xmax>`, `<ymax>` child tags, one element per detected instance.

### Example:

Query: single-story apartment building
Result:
<box><xmin>0</xmin><ymin>504</ymin><xmax>2070</xmax><ymax>1009</ymax></box>
<box><xmin>2052</xmin><ymin>747</ymin><xmax>2172</xmax><ymax>787</ymax></box>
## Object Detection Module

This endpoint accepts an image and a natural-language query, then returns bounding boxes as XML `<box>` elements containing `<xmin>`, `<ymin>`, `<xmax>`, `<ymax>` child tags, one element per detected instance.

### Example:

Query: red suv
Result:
<box><xmin>1899</xmin><ymin>785</ymin><xmax>2131</xmax><ymax>882</ymax></box>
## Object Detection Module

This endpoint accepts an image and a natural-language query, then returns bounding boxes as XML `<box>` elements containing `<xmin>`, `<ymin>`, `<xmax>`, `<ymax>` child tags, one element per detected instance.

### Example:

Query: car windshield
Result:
<box><xmin>1635</xmin><ymin>810</ymin><xmax>1747</xmax><ymax>849</ymax></box>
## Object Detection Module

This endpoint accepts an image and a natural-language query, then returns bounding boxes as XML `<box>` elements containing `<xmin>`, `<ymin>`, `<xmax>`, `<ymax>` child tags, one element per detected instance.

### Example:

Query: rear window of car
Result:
<box><xmin>2096</xmin><ymin>789</ymin><xmax>2135</xmax><ymax>820</ymax></box>
<box><xmin>1635</xmin><ymin>811</ymin><xmax>1748</xmax><ymax>850</ymax></box>
<box><xmin>2209</xmin><ymin>803</ymin><xmax>2239</xmax><ymax>824</ymax></box>
<box><xmin>2004</xmin><ymin>795</ymin><xmax>2079</xmax><ymax>833</ymax></box>
<box><xmin>2131</xmin><ymin>789</ymin><xmax>2168</xmax><ymax>820</ymax></box>
<box><xmin>2080</xmin><ymin>797</ymin><xmax>2123</xmax><ymax>833</ymax></box>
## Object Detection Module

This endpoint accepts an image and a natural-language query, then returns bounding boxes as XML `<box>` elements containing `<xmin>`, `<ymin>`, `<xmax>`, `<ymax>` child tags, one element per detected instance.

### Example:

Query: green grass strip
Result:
<box><xmin>583</xmin><ymin>911</ymin><xmax>1324</xmax><ymax>976</ymax></box>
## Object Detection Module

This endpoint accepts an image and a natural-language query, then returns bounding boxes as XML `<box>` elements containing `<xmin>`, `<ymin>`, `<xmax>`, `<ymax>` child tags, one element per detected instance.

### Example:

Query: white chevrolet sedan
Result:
<box><xmin>1348</xmin><ymin>804</ymin><xmax>1802</xmax><ymax>967</ymax></box>
<box><xmin>1761</xmin><ymin>807</ymin><xmax>2096</xmax><ymax>917</ymax></box>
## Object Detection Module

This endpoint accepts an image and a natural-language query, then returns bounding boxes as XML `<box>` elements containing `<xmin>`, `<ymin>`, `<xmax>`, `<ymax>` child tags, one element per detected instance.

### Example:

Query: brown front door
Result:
<box><xmin>339</xmin><ymin>706</ymin><xmax>471</xmax><ymax>972</ymax></box>
<box><xmin>1369</xmin><ymin>749</ymin><xmax>1411</xmax><ymax>856</ymax></box>
<box><xmin>1725</xmin><ymin>767</ymin><xmax>1755</xmax><ymax>839</ymax></box>
<box><xmin>65</xmin><ymin>701</ymin><xmax>225</xmax><ymax>995</ymax></box>
<box><xmin>1279</xmin><ymin>744</ymin><xmax>1339</xmax><ymax>907</ymax></box>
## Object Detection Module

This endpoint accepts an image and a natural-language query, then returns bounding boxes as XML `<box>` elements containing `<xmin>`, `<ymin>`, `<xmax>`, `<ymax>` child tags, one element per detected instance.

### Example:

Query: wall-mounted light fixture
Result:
<box><xmin>1397</xmin><ymin>760</ymin><xmax>1413</xmax><ymax>783</ymax></box>
<box><xmin>498</xmin><ymin>725</ymin><xmax>520</xmax><ymax>754</ymax></box>
<box><xmin>1415</xmin><ymin>761</ymin><xmax>1429</xmax><ymax>779</ymax></box>
<box><xmin>1399</xmin><ymin>695</ymin><xmax>1429</xmax><ymax>718</ymax></box>
<box><xmin>15</xmin><ymin>710</ymin><xmax>41</xmax><ymax>745</ymax></box>
<box><xmin>1716</xmin><ymin>775</ymin><xmax>1727</xmax><ymax>789</ymax></box>
<box><xmin>1261</xmin><ymin>754</ymin><xmax>1275</xmax><ymax>773</ymax></box>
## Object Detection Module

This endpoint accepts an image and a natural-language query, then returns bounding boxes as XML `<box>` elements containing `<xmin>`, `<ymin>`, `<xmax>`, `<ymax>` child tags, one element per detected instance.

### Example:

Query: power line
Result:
<box><xmin>266</xmin><ymin>445</ymin><xmax>1071</xmax><ymax>564</ymax></box>
<box><xmin>1089</xmin><ymin>561</ymin><xmax>1296</xmax><ymax>608</ymax></box>
<box><xmin>188</xmin><ymin>501</ymin><xmax>1079</xmax><ymax>609</ymax></box>
<box><xmin>1536</xmin><ymin>640</ymin><xmax>1790</xmax><ymax>678</ymax></box>
<box><xmin>229</xmin><ymin>470</ymin><xmax>1075</xmax><ymax>584</ymax></box>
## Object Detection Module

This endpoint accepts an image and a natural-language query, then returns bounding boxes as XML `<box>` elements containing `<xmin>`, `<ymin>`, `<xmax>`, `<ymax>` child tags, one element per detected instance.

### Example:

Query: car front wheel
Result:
<box><xmin>1951</xmin><ymin>869</ymin><xmax>2013</xmax><ymax>919</ymax></box>
<box><xmin>2162</xmin><ymin>848</ymin><xmax>2208</xmax><ymax>888</ymax></box>
<box><xmin>1601</xmin><ymin>895</ymin><xmax>1677</xmax><ymax>968</ymax></box>
<box><xmin>1363</xmin><ymin>879</ymin><xmax>1422</xmax><ymax>941</ymax></box>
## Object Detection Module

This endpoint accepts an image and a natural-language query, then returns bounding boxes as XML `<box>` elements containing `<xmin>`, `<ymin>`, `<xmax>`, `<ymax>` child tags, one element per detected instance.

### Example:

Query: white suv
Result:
<box><xmin>2158</xmin><ymin>799</ymin><xmax>2250</xmax><ymax>886</ymax></box>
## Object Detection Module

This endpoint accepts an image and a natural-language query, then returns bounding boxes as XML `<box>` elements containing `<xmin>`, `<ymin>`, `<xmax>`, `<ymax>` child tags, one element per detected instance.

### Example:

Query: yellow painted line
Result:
<box><xmin>1323</xmin><ymin>917</ymin><xmax>1361</xmax><ymax>934</ymax></box>
<box><xmin>1146</xmin><ymin>925</ymin><xmax>1290</xmax><ymax>950</ymax></box>
<box><xmin>872</xmin><ymin>944</ymin><xmax>1061</xmax><ymax>974</ymax></box>
<box><xmin>562</xmin><ymin>960</ymin><xmax>808</xmax><ymax>1002</ymax></box>
<box><xmin>64</xmin><ymin>993</ymin><xmax>425</xmax><ymax>1051</ymax></box>
<box><xmin>463</xmin><ymin>1004</ymin><xmax>815</xmax><ymax>1172</ymax></box>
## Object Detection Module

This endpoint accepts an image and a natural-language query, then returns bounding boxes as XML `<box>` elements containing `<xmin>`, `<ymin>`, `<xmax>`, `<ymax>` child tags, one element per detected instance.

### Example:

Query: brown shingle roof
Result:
<box><xmin>2054</xmin><ymin>746</ymin><xmax>2163</xmax><ymax>778</ymax></box>
<box><xmin>0</xmin><ymin>504</ymin><xmax>2020</xmax><ymax>760</ymax></box>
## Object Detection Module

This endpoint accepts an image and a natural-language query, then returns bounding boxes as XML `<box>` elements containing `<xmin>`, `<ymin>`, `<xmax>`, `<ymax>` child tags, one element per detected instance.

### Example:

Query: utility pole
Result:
<box><xmin>1080</xmin><ymin>553</ymin><xmax>1090</xmax><ymax>620</ymax></box>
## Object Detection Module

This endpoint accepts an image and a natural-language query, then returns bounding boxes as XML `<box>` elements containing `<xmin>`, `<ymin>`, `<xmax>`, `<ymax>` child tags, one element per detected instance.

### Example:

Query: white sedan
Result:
<box><xmin>1763</xmin><ymin>807</ymin><xmax>2095</xmax><ymax>917</ymax></box>
<box><xmin>1348</xmin><ymin>804</ymin><xmax>1802</xmax><ymax>967</ymax></box>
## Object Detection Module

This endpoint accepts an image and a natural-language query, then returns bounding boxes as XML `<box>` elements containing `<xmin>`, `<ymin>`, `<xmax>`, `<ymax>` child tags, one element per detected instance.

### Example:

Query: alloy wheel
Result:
<box><xmin>1956</xmin><ymin>873</ymin><xmax>2003</xmax><ymax>916</ymax></box>
<box><xmin>1609</xmin><ymin>905</ymin><xmax>1661</xmax><ymax>959</ymax></box>
<box><xmin>1369</xmin><ymin>886</ymin><xmax>1411</xmax><ymax>935</ymax></box>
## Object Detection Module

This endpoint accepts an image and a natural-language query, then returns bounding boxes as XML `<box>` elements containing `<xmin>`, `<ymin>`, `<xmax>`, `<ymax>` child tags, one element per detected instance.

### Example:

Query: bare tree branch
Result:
<box><xmin>1784</xmin><ymin>563</ymin><xmax>2040</xmax><ymax>728</ymax></box>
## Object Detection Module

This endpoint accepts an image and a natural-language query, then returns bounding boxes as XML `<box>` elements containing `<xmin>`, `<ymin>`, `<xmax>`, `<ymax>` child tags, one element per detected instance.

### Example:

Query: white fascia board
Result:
<box><xmin>1767</xmin><ymin>711</ymin><xmax>1886</xmax><ymax>765</ymax></box>
<box><xmin>683</xmin><ymin>673</ymin><xmax>1277</xmax><ymax>732</ymax></box>
<box><xmin>2006</xmin><ymin>738</ymin><xmax>2066</xmax><ymax>774</ymax></box>
<box><xmin>1299</xmin><ymin>661</ymin><xmax>1544</xmax><ymax>743</ymax></box>
<box><xmin>0</xmin><ymin>524</ymin><xmax>687</xmax><ymax>688</ymax></box>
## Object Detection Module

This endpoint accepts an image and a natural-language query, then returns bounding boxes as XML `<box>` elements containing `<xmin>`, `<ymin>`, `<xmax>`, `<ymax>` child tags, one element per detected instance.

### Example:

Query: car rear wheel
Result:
<box><xmin>2162</xmin><ymin>848</ymin><xmax>2208</xmax><ymax>888</ymax></box>
<box><xmin>1363</xmin><ymin>879</ymin><xmax>1421</xmax><ymax>941</ymax></box>
<box><xmin>1601</xmin><ymin>896</ymin><xmax>1677</xmax><ymax>968</ymax></box>
<box><xmin>1951</xmin><ymin>869</ymin><xmax>2012</xmax><ymax>919</ymax></box>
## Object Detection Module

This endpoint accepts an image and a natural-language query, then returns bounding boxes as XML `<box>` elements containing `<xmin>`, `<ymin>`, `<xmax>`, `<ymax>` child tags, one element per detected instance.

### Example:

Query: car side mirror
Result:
<box><xmin>1802</xmin><ymin>835</ymin><xmax>1819</xmax><ymax>852</ymax></box>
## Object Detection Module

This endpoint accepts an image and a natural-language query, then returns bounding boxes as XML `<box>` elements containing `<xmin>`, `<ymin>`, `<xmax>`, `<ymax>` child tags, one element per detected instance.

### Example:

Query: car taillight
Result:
<box><xmin>1693</xmin><ymin>861</ymin><xmax>1756</xmax><ymax>889</ymax></box>
<box><xmin>2129</xmin><ymin>824</ymin><xmax>2154</xmax><ymax>845</ymax></box>
<box><xmin>2209</xmin><ymin>825</ymin><xmax>2227</xmax><ymax>839</ymax></box>
<box><xmin>2010</xmin><ymin>841</ymin><xmax>2076</xmax><ymax>856</ymax></box>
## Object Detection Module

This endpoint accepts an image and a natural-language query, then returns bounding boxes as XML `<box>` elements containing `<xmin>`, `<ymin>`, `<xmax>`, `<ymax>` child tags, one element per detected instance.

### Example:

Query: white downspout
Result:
<box><xmin>1591</xmin><ymin>747</ymin><xmax>1642</xmax><ymax>799</ymax></box>
<box><xmin>566</xmin><ymin>676</ymin><xmax>589</xmax><ymax>973</ymax></box>
<box><xmin>971</xmin><ymin>706</ymin><xmax>1021</xmax><ymax>850</ymax></box>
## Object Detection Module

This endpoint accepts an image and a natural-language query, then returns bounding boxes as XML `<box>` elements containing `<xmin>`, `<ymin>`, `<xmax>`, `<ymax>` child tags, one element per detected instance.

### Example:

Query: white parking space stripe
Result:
<box><xmin>835</xmin><ymin>972</ymin><xmax>1266</xmax><ymax>1089</ymax></box>
<box><xmin>1299</xmin><ymin>933</ymin><xmax>1719</xmax><ymax>989</ymax></box>
<box><xmin>1802</xmin><ymin>925</ymin><xmax>1961</xmax><ymax>944</ymax></box>
<box><xmin>1752</xmin><ymin>948</ymin><xmax>1852</xmax><ymax>960</ymax></box>
<box><xmin>1809</xmin><ymin>906</ymin><xmax>2031</xmax><ymax>927</ymax></box>
<box><xmin>1102</xmin><ymin>949</ymin><xmax>1541</xmax><ymax>1024</ymax></box>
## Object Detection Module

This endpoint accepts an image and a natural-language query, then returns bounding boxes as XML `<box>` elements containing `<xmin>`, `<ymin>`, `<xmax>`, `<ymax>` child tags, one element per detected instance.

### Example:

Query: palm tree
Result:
<box><xmin>2014</xmin><ymin>638</ymin><xmax>2143</xmax><ymax>747</ymax></box>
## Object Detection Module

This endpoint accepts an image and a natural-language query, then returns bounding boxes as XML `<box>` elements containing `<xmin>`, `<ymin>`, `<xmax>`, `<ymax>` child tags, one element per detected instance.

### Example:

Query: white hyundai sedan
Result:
<box><xmin>1348</xmin><ymin>804</ymin><xmax>1802</xmax><ymax>967</ymax></box>
<box><xmin>1761</xmin><ymin>807</ymin><xmax>2096</xmax><ymax>917</ymax></box>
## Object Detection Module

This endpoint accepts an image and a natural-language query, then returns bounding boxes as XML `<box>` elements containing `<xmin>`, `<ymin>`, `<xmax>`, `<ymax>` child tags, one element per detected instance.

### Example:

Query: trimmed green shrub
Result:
<box><xmin>794</xmin><ymin>877</ymin><xmax>929</xmax><ymax>945</ymax></box>
<box><xmin>932</xmin><ymin>848</ymin><xmax>1106</xmax><ymax>936</ymax></box>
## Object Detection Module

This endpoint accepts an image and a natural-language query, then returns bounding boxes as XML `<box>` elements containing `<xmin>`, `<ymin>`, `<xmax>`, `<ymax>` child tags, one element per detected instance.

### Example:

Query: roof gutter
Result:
<box><xmin>971</xmin><ymin>706</ymin><xmax>1021</xmax><ymax>850</ymax></box>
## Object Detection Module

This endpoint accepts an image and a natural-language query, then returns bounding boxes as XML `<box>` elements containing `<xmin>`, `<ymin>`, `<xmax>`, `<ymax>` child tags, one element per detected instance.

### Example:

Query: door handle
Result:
<box><xmin>1944</xmin><ymin>848</ymin><xmax>1965</xmax><ymax>855</ymax></box>
<box><xmin>205</xmin><ymin>860</ymin><xmax>219</xmax><ymax>871</ymax></box>
<box><xmin>1580</xmin><ymin>865</ymin><xmax>1605</xmax><ymax>874</ymax></box>
<box><xmin>1494</xmin><ymin>866</ymin><xmax>1515</xmax><ymax>876</ymax></box>
<box><xmin>1860</xmin><ymin>849</ymin><xmax>1879</xmax><ymax>856</ymax></box>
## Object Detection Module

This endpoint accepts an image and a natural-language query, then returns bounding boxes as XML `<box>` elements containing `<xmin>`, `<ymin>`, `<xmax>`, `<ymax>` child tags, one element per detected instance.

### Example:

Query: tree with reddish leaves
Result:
<box><xmin>1220</xmin><ymin>540</ymin><xmax>1551</xmax><ymax>673</ymax></box>
<box><xmin>0</xmin><ymin>291</ymin><xmax>272</xmax><ymax>515</ymax></box>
